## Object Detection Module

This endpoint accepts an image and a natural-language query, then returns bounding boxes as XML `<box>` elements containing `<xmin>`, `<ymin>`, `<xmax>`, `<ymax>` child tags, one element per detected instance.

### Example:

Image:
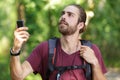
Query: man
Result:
<box><xmin>10</xmin><ymin>4</ymin><xmax>107</xmax><ymax>80</ymax></box>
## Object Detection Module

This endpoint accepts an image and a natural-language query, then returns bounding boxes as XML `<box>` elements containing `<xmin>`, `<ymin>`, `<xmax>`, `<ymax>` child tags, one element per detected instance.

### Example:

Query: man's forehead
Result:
<box><xmin>63</xmin><ymin>6</ymin><xmax>79</xmax><ymax>15</ymax></box>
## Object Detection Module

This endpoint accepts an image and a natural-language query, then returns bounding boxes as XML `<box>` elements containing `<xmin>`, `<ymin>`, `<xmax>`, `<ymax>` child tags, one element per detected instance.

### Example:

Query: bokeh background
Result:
<box><xmin>0</xmin><ymin>0</ymin><xmax>120</xmax><ymax>80</ymax></box>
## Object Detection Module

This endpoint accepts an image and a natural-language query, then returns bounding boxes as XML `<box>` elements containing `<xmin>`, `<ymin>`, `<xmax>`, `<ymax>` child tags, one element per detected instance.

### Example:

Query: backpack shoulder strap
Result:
<box><xmin>80</xmin><ymin>40</ymin><xmax>92</xmax><ymax>47</ymax></box>
<box><xmin>46</xmin><ymin>37</ymin><xmax>58</xmax><ymax>79</ymax></box>
<box><xmin>81</xmin><ymin>40</ymin><xmax>92</xmax><ymax>80</ymax></box>
<box><xmin>49</xmin><ymin>37</ymin><xmax>58</xmax><ymax>55</ymax></box>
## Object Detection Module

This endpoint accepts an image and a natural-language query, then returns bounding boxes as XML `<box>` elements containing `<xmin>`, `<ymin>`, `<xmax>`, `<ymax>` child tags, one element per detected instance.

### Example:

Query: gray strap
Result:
<box><xmin>48</xmin><ymin>38</ymin><xmax>57</xmax><ymax>54</ymax></box>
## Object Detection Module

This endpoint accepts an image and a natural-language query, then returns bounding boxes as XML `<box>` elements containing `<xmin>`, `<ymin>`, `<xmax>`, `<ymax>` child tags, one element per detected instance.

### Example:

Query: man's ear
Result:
<box><xmin>77</xmin><ymin>22</ymin><xmax>84</xmax><ymax>30</ymax></box>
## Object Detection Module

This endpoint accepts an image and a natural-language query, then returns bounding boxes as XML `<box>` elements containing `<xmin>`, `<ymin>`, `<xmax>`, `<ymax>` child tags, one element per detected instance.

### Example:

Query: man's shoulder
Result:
<box><xmin>91</xmin><ymin>44</ymin><xmax>99</xmax><ymax>50</ymax></box>
<box><xmin>33</xmin><ymin>41</ymin><xmax>48</xmax><ymax>52</ymax></box>
<box><xmin>37</xmin><ymin>41</ymin><xmax>48</xmax><ymax>47</ymax></box>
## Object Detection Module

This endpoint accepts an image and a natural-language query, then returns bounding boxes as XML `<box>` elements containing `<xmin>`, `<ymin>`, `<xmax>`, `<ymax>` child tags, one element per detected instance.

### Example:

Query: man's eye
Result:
<box><xmin>61</xmin><ymin>12</ymin><xmax>65</xmax><ymax>15</ymax></box>
<box><xmin>68</xmin><ymin>13</ymin><xmax>72</xmax><ymax>17</ymax></box>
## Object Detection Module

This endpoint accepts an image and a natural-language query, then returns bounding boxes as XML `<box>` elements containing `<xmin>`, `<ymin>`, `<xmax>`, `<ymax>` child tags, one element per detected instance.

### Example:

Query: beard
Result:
<box><xmin>58</xmin><ymin>20</ymin><xmax>77</xmax><ymax>35</ymax></box>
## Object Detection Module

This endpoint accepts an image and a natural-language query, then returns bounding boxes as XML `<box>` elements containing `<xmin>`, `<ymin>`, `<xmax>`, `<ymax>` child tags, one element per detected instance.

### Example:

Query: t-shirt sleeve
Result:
<box><xmin>26</xmin><ymin>41</ymin><xmax>48</xmax><ymax>74</ymax></box>
<box><xmin>92</xmin><ymin>44</ymin><xmax>107</xmax><ymax>74</ymax></box>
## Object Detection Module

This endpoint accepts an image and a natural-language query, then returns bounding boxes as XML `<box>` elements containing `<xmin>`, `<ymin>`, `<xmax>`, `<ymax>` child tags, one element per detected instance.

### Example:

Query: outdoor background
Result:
<box><xmin>0</xmin><ymin>0</ymin><xmax>120</xmax><ymax>80</ymax></box>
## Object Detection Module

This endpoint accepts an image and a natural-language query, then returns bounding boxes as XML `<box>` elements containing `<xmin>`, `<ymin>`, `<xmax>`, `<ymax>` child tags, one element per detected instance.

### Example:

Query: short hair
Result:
<box><xmin>70</xmin><ymin>4</ymin><xmax>86</xmax><ymax>23</ymax></box>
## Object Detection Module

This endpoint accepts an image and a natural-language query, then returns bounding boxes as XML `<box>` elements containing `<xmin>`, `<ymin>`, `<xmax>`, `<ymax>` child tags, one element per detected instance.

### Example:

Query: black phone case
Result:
<box><xmin>17</xmin><ymin>20</ymin><xmax>24</xmax><ymax>28</ymax></box>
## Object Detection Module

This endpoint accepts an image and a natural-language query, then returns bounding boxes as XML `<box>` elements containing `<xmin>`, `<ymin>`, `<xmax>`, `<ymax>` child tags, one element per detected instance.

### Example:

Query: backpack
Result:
<box><xmin>46</xmin><ymin>38</ymin><xmax>92</xmax><ymax>80</ymax></box>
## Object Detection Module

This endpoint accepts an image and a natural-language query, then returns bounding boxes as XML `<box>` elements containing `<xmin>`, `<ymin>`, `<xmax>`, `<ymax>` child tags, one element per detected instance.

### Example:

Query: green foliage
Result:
<box><xmin>0</xmin><ymin>55</ymin><xmax>11</xmax><ymax>80</ymax></box>
<box><xmin>0</xmin><ymin>0</ymin><xmax>120</xmax><ymax>80</ymax></box>
<box><xmin>83</xmin><ymin>0</ymin><xmax>120</xmax><ymax>67</ymax></box>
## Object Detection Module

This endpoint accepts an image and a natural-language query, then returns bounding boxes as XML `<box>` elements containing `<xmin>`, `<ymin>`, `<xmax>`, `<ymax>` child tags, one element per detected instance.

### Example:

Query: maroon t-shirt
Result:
<box><xmin>27</xmin><ymin>39</ymin><xmax>107</xmax><ymax>80</ymax></box>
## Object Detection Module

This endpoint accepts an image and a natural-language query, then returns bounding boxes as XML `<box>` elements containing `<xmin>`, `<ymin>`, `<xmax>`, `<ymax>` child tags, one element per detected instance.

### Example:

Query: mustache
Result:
<box><xmin>59</xmin><ymin>20</ymin><xmax>68</xmax><ymax>25</ymax></box>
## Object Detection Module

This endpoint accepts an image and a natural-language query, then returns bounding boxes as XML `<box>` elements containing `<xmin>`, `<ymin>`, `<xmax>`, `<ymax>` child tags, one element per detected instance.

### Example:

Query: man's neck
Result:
<box><xmin>60</xmin><ymin>34</ymin><xmax>81</xmax><ymax>54</ymax></box>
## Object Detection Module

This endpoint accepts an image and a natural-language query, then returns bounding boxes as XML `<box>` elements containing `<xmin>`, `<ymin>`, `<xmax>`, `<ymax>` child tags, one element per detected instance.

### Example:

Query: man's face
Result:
<box><xmin>58</xmin><ymin>5</ymin><xmax>80</xmax><ymax>35</ymax></box>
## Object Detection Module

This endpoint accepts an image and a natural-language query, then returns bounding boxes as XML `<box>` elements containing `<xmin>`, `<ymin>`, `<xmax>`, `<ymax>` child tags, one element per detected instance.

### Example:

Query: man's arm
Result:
<box><xmin>10</xmin><ymin>27</ymin><xmax>33</xmax><ymax>80</ymax></box>
<box><xmin>10</xmin><ymin>56</ymin><xmax>33</xmax><ymax>80</ymax></box>
<box><xmin>92</xmin><ymin>61</ymin><xmax>106</xmax><ymax>80</ymax></box>
<box><xmin>80</xmin><ymin>46</ymin><xmax>107</xmax><ymax>80</ymax></box>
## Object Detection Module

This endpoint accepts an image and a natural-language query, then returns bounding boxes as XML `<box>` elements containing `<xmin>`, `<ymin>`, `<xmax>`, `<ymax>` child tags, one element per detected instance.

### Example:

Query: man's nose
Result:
<box><xmin>61</xmin><ymin>13</ymin><xmax>67</xmax><ymax>20</ymax></box>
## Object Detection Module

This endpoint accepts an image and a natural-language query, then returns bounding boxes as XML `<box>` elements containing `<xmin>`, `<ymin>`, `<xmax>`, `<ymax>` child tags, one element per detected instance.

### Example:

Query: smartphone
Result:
<box><xmin>17</xmin><ymin>20</ymin><xmax>24</xmax><ymax>28</ymax></box>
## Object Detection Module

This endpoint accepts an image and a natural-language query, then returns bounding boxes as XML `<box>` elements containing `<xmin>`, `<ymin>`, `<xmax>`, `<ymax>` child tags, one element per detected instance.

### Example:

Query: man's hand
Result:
<box><xmin>80</xmin><ymin>45</ymin><xmax>98</xmax><ymax>66</ymax></box>
<box><xmin>12</xmin><ymin>27</ymin><xmax>30</xmax><ymax>53</ymax></box>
